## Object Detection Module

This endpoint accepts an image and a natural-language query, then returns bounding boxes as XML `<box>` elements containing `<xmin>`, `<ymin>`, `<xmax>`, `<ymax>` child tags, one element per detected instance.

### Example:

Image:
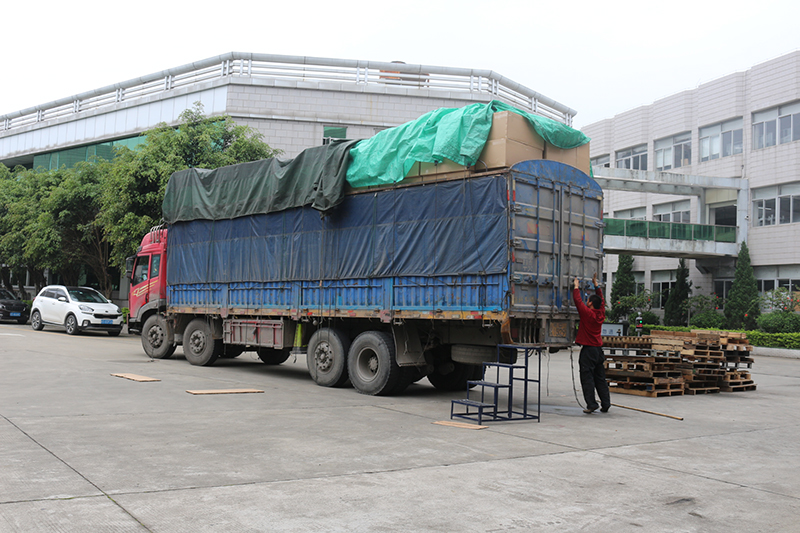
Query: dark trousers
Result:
<box><xmin>579</xmin><ymin>345</ymin><xmax>611</xmax><ymax>411</ymax></box>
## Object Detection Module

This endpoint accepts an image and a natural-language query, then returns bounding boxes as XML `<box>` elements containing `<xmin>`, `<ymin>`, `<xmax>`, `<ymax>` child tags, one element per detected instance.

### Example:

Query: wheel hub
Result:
<box><xmin>315</xmin><ymin>344</ymin><xmax>333</xmax><ymax>372</ymax></box>
<box><xmin>148</xmin><ymin>325</ymin><xmax>164</xmax><ymax>348</ymax></box>
<box><xmin>189</xmin><ymin>331</ymin><xmax>206</xmax><ymax>354</ymax></box>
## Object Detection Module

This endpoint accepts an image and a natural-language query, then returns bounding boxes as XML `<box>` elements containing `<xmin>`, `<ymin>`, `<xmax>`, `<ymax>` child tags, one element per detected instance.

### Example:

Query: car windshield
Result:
<box><xmin>0</xmin><ymin>289</ymin><xmax>15</xmax><ymax>300</ymax></box>
<box><xmin>67</xmin><ymin>288</ymin><xmax>108</xmax><ymax>304</ymax></box>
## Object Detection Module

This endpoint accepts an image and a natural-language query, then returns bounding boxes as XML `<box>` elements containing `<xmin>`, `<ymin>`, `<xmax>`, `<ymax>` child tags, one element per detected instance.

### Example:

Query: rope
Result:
<box><xmin>568</xmin><ymin>344</ymin><xmax>585</xmax><ymax>409</ymax></box>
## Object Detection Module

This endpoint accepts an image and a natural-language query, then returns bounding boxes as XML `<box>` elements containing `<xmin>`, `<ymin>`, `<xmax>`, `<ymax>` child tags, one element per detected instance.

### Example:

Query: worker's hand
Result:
<box><xmin>573</xmin><ymin>277</ymin><xmax>579</xmax><ymax>290</ymax></box>
<box><xmin>592</xmin><ymin>272</ymin><xmax>598</xmax><ymax>286</ymax></box>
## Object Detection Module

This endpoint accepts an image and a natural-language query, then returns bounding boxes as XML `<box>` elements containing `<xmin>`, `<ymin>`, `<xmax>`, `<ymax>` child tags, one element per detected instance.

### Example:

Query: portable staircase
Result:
<box><xmin>450</xmin><ymin>345</ymin><xmax>541</xmax><ymax>424</ymax></box>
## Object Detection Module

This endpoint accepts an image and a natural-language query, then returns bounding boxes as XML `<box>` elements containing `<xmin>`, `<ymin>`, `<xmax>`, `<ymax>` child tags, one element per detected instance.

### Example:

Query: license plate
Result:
<box><xmin>101</xmin><ymin>319</ymin><xmax>112</xmax><ymax>325</ymax></box>
<box><xmin>10</xmin><ymin>312</ymin><xmax>20</xmax><ymax>317</ymax></box>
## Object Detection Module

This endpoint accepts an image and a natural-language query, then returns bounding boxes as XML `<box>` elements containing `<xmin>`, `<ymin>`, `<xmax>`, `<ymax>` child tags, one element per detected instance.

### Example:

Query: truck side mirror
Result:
<box><xmin>125</xmin><ymin>256</ymin><xmax>135</xmax><ymax>279</ymax></box>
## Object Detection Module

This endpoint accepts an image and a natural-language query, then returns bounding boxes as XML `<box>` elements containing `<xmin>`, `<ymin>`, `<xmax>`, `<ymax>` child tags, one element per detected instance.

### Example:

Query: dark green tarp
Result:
<box><xmin>162</xmin><ymin>140</ymin><xmax>358</xmax><ymax>223</ymax></box>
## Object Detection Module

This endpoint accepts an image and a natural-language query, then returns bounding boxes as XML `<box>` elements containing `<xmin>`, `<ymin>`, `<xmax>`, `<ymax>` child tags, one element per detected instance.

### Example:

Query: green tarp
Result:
<box><xmin>162</xmin><ymin>140</ymin><xmax>358</xmax><ymax>223</ymax></box>
<box><xmin>161</xmin><ymin>101</ymin><xmax>590</xmax><ymax>222</ymax></box>
<box><xmin>345</xmin><ymin>100</ymin><xmax>590</xmax><ymax>188</ymax></box>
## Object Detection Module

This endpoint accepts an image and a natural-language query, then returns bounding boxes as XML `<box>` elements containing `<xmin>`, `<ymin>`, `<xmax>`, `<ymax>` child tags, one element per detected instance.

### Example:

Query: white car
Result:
<box><xmin>30</xmin><ymin>285</ymin><xmax>124</xmax><ymax>336</ymax></box>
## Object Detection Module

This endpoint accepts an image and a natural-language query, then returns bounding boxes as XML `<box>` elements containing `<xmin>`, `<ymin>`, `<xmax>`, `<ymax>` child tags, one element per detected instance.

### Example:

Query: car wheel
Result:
<box><xmin>30</xmin><ymin>310</ymin><xmax>44</xmax><ymax>331</ymax></box>
<box><xmin>65</xmin><ymin>314</ymin><xmax>80</xmax><ymax>335</ymax></box>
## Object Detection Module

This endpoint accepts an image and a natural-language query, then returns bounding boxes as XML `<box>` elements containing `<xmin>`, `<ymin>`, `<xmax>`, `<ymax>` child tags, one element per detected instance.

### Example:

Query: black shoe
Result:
<box><xmin>583</xmin><ymin>407</ymin><xmax>597</xmax><ymax>414</ymax></box>
<box><xmin>600</xmin><ymin>406</ymin><xmax>610</xmax><ymax>413</ymax></box>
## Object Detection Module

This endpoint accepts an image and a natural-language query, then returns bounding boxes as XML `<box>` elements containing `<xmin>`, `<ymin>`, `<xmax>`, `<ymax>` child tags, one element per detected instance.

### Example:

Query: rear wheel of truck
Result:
<box><xmin>428</xmin><ymin>361</ymin><xmax>483</xmax><ymax>391</ymax></box>
<box><xmin>184</xmin><ymin>318</ymin><xmax>221</xmax><ymax>366</ymax></box>
<box><xmin>257</xmin><ymin>347</ymin><xmax>291</xmax><ymax>365</ymax></box>
<box><xmin>142</xmin><ymin>314</ymin><xmax>176</xmax><ymax>359</ymax></box>
<box><xmin>219</xmin><ymin>345</ymin><xmax>245</xmax><ymax>358</ymax></box>
<box><xmin>348</xmin><ymin>331</ymin><xmax>403</xmax><ymax>396</ymax></box>
<box><xmin>307</xmin><ymin>328</ymin><xmax>350</xmax><ymax>387</ymax></box>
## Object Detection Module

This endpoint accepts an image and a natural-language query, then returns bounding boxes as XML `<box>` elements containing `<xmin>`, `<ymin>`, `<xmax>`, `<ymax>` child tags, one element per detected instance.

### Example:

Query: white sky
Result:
<box><xmin>2</xmin><ymin>0</ymin><xmax>799</xmax><ymax>129</ymax></box>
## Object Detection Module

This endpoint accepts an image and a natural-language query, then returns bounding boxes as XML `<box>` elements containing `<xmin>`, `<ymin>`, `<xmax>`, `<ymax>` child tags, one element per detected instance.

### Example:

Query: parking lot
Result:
<box><xmin>1</xmin><ymin>323</ymin><xmax>799</xmax><ymax>532</ymax></box>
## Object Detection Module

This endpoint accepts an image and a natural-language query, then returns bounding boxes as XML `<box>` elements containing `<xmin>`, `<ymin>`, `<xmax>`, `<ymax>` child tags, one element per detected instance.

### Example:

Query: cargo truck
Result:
<box><xmin>127</xmin><ymin>105</ymin><xmax>603</xmax><ymax>395</ymax></box>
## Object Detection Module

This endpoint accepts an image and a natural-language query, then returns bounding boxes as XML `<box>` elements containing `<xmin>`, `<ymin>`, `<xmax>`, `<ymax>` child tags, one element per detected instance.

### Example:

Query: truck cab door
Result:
<box><xmin>129</xmin><ymin>255</ymin><xmax>151</xmax><ymax>320</ymax></box>
<box><xmin>147</xmin><ymin>254</ymin><xmax>163</xmax><ymax>306</ymax></box>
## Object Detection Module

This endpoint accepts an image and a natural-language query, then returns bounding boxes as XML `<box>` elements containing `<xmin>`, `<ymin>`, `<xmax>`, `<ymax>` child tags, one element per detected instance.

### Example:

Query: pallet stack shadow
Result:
<box><xmin>600</xmin><ymin>330</ymin><xmax>756</xmax><ymax>397</ymax></box>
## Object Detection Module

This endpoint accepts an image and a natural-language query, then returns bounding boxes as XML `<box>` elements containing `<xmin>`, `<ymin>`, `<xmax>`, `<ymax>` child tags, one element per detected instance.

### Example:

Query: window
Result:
<box><xmin>651</xmin><ymin>270</ymin><xmax>677</xmax><ymax>309</ymax></box>
<box><xmin>591</xmin><ymin>154</ymin><xmax>610</xmax><ymax>168</ymax></box>
<box><xmin>132</xmin><ymin>256</ymin><xmax>150</xmax><ymax>286</ymax></box>
<box><xmin>323</xmin><ymin>125</ymin><xmax>348</xmax><ymax>145</ymax></box>
<box><xmin>653</xmin><ymin>200</ymin><xmax>691</xmax><ymax>223</ymax></box>
<box><xmin>713</xmin><ymin>279</ymin><xmax>733</xmax><ymax>309</ymax></box>
<box><xmin>655</xmin><ymin>133</ymin><xmax>691</xmax><ymax>170</ymax></box>
<box><xmin>700</xmin><ymin>118</ymin><xmax>743</xmax><ymax>161</ymax></box>
<box><xmin>150</xmin><ymin>254</ymin><xmax>161</xmax><ymax>279</ymax></box>
<box><xmin>614</xmin><ymin>207</ymin><xmax>646</xmax><ymax>220</ymax></box>
<box><xmin>753</xmin><ymin>183</ymin><xmax>800</xmax><ymax>226</ymax></box>
<box><xmin>615</xmin><ymin>145</ymin><xmax>647</xmax><ymax>170</ymax></box>
<box><xmin>753</xmin><ymin>102</ymin><xmax>800</xmax><ymax>150</ymax></box>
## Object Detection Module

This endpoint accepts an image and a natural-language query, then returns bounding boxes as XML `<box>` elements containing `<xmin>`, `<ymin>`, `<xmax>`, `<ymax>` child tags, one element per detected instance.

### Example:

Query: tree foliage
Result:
<box><xmin>664</xmin><ymin>258</ymin><xmax>691</xmax><ymax>326</ymax></box>
<box><xmin>608</xmin><ymin>254</ymin><xmax>636</xmax><ymax>322</ymax></box>
<box><xmin>0</xmin><ymin>103</ymin><xmax>279</xmax><ymax>296</ymax></box>
<box><xmin>724</xmin><ymin>241</ymin><xmax>760</xmax><ymax>330</ymax></box>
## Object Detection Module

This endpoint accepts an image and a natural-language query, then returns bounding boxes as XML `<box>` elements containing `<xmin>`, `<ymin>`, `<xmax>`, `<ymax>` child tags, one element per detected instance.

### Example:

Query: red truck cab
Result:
<box><xmin>127</xmin><ymin>227</ymin><xmax>168</xmax><ymax>334</ymax></box>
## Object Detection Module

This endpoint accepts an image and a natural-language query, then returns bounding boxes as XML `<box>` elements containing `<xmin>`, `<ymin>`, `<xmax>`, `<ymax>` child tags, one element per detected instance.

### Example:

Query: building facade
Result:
<box><xmin>582</xmin><ymin>51</ymin><xmax>800</xmax><ymax>313</ymax></box>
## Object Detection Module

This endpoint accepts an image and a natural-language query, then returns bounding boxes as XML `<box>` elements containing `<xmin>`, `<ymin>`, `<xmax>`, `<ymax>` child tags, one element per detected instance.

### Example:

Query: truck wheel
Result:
<box><xmin>347</xmin><ymin>331</ymin><xmax>403</xmax><ymax>396</ymax></box>
<box><xmin>30</xmin><ymin>310</ymin><xmax>44</xmax><ymax>331</ymax></box>
<box><xmin>257</xmin><ymin>347</ymin><xmax>291</xmax><ymax>365</ymax></box>
<box><xmin>428</xmin><ymin>362</ymin><xmax>482</xmax><ymax>391</ymax></box>
<box><xmin>65</xmin><ymin>314</ymin><xmax>80</xmax><ymax>336</ymax></box>
<box><xmin>307</xmin><ymin>328</ymin><xmax>350</xmax><ymax>387</ymax></box>
<box><xmin>142</xmin><ymin>314</ymin><xmax>176</xmax><ymax>359</ymax></box>
<box><xmin>184</xmin><ymin>318</ymin><xmax>221</xmax><ymax>366</ymax></box>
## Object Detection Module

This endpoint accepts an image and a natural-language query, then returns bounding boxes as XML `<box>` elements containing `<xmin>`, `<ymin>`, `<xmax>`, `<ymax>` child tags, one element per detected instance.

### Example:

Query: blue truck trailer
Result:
<box><xmin>130</xmin><ymin>104</ymin><xmax>603</xmax><ymax>395</ymax></box>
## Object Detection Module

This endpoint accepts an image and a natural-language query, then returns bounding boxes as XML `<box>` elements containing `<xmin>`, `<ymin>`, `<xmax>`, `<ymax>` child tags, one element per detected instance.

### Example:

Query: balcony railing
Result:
<box><xmin>605</xmin><ymin>218</ymin><xmax>736</xmax><ymax>243</ymax></box>
<box><xmin>1</xmin><ymin>52</ymin><xmax>577</xmax><ymax>133</ymax></box>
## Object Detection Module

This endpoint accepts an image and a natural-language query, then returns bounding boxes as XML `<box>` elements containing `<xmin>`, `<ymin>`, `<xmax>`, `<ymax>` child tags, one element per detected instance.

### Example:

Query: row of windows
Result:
<box><xmin>33</xmin><ymin>136</ymin><xmax>146</xmax><ymax>170</ymax></box>
<box><xmin>593</xmin><ymin>101</ymin><xmax>800</xmax><ymax>170</ymax></box>
<box><xmin>752</xmin><ymin>183</ymin><xmax>800</xmax><ymax>226</ymax></box>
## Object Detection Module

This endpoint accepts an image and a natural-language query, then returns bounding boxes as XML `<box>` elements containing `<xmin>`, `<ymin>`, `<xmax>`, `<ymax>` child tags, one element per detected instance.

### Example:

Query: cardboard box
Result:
<box><xmin>477</xmin><ymin>138</ymin><xmax>544</xmax><ymax>170</ymax></box>
<box><xmin>543</xmin><ymin>142</ymin><xmax>591</xmax><ymax>175</ymax></box>
<box><xmin>488</xmin><ymin>111</ymin><xmax>546</xmax><ymax>150</ymax></box>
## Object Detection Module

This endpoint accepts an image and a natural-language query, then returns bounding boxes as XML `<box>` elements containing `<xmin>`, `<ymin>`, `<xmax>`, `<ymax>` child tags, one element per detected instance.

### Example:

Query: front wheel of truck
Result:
<box><xmin>184</xmin><ymin>318</ymin><xmax>221</xmax><ymax>366</ymax></box>
<box><xmin>307</xmin><ymin>328</ymin><xmax>350</xmax><ymax>387</ymax></box>
<box><xmin>142</xmin><ymin>314</ymin><xmax>175</xmax><ymax>359</ymax></box>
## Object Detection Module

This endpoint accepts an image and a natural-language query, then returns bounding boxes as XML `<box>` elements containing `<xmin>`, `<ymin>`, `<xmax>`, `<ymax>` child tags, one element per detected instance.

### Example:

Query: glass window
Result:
<box><xmin>655</xmin><ymin>134</ymin><xmax>690</xmax><ymax>170</ymax></box>
<box><xmin>615</xmin><ymin>145</ymin><xmax>647</xmax><ymax>170</ymax></box>
<box><xmin>780</xmin><ymin>115</ymin><xmax>793</xmax><ymax>144</ymax></box>
<box><xmin>765</xmin><ymin>120</ymin><xmax>777</xmax><ymax>147</ymax></box>
<box><xmin>795</xmin><ymin>114</ymin><xmax>800</xmax><ymax>142</ymax></box>
<box><xmin>591</xmin><ymin>154</ymin><xmax>610</xmax><ymax>168</ymax></box>
<box><xmin>68</xmin><ymin>287</ymin><xmax>108</xmax><ymax>303</ymax></box>
<box><xmin>780</xmin><ymin>196</ymin><xmax>792</xmax><ymax>224</ymax></box>
<box><xmin>150</xmin><ymin>254</ymin><xmax>161</xmax><ymax>279</ymax></box>
<box><xmin>132</xmin><ymin>256</ymin><xmax>150</xmax><ymax>286</ymax></box>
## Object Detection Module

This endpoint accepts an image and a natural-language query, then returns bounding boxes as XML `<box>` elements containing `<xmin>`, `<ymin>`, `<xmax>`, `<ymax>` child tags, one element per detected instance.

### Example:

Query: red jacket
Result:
<box><xmin>573</xmin><ymin>286</ymin><xmax>605</xmax><ymax>347</ymax></box>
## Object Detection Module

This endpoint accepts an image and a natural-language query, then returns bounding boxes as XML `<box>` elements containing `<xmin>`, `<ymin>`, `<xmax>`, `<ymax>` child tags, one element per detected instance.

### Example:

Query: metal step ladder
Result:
<box><xmin>450</xmin><ymin>345</ymin><xmax>541</xmax><ymax>425</ymax></box>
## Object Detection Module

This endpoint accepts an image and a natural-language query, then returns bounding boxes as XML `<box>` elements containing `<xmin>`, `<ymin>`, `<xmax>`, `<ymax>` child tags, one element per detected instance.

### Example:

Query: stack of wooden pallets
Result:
<box><xmin>601</xmin><ymin>329</ymin><xmax>757</xmax><ymax>397</ymax></box>
<box><xmin>602</xmin><ymin>335</ymin><xmax>684</xmax><ymax>397</ymax></box>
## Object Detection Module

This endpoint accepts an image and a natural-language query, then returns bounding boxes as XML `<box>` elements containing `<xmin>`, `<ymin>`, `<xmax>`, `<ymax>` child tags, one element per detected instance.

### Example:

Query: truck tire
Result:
<box><xmin>142</xmin><ymin>314</ymin><xmax>176</xmax><ymax>359</ymax></box>
<box><xmin>347</xmin><ymin>331</ymin><xmax>403</xmax><ymax>396</ymax></box>
<box><xmin>307</xmin><ymin>328</ymin><xmax>350</xmax><ymax>387</ymax></box>
<box><xmin>219</xmin><ymin>345</ymin><xmax>245</xmax><ymax>358</ymax></box>
<box><xmin>428</xmin><ymin>361</ymin><xmax>483</xmax><ymax>391</ymax></box>
<box><xmin>184</xmin><ymin>318</ymin><xmax>221</xmax><ymax>366</ymax></box>
<box><xmin>257</xmin><ymin>347</ymin><xmax>291</xmax><ymax>365</ymax></box>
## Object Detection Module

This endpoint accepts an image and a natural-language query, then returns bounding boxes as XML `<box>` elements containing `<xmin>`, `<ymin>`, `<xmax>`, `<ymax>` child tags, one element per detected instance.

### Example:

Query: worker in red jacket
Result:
<box><xmin>573</xmin><ymin>273</ymin><xmax>610</xmax><ymax>414</ymax></box>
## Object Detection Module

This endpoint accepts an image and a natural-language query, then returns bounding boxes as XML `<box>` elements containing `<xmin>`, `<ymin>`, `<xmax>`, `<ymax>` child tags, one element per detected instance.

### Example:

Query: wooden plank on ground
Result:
<box><xmin>111</xmin><ymin>373</ymin><xmax>160</xmax><ymax>382</ymax></box>
<box><xmin>186</xmin><ymin>389</ymin><xmax>264</xmax><ymax>395</ymax></box>
<box><xmin>433</xmin><ymin>420</ymin><xmax>488</xmax><ymax>430</ymax></box>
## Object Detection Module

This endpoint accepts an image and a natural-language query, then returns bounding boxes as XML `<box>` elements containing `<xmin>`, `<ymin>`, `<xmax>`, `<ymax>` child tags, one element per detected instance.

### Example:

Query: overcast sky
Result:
<box><xmin>2</xmin><ymin>0</ymin><xmax>798</xmax><ymax>129</ymax></box>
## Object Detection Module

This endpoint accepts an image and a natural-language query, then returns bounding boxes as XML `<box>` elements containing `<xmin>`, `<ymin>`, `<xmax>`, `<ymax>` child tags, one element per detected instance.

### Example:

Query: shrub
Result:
<box><xmin>756</xmin><ymin>311</ymin><xmax>800</xmax><ymax>333</ymax></box>
<box><xmin>690</xmin><ymin>311</ymin><xmax>726</xmax><ymax>329</ymax></box>
<box><xmin>640</xmin><ymin>311</ymin><xmax>660</xmax><ymax>326</ymax></box>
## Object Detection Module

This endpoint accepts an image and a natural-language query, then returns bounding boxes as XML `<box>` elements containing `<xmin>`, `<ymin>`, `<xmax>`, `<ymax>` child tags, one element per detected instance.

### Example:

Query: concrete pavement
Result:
<box><xmin>1</xmin><ymin>323</ymin><xmax>798</xmax><ymax>532</ymax></box>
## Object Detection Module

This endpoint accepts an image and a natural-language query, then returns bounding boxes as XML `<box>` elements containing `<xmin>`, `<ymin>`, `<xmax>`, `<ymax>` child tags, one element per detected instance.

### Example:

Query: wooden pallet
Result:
<box><xmin>609</xmin><ymin>386</ymin><xmax>684</xmax><ymax>397</ymax></box>
<box><xmin>721</xmin><ymin>383</ymin><xmax>757</xmax><ymax>392</ymax></box>
<box><xmin>684</xmin><ymin>386</ymin><xmax>720</xmax><ymax>395</ymax></box>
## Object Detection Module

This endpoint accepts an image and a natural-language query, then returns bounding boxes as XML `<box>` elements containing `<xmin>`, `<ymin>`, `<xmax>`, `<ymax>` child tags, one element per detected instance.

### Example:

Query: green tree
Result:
<box><xmin>608</xmin><ymin>254</ymin><xmax>636</xmax><ymax>322</ymax></box>
<box><xmin>664</xmin><ymin>258</ymin><xmax>691</xmax><ymax>326</ymax></box>
<box><xmin>724</xmin><ymin>241</ymin><xmax>760</xmax><ymax>330</ymax></box>
<box><xmin>99</xmin><ymin>102</ymin><xmax>281</xmax><ymax>269</ymax></box>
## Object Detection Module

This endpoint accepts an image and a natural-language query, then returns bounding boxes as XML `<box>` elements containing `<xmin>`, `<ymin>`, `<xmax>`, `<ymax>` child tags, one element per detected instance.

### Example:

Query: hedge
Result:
<box><xmin>641</xmin><ymin>325</ymin><xmax>800</xmax><ymax>350</ymax></box>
